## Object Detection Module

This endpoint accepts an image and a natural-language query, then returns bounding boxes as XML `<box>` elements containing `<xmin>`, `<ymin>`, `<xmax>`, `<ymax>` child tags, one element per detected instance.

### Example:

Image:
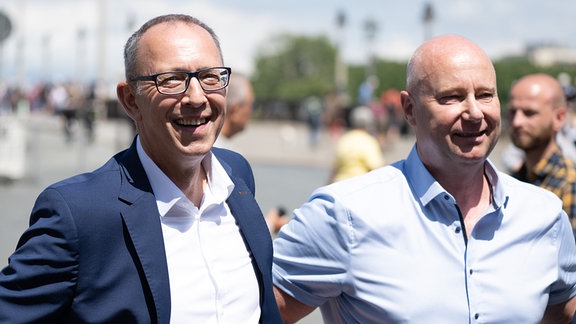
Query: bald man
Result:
<box><xmin>508</xmin><ymin>73</ymin><xmax>576</xmax><ymax>231</ymax></box>
<box><xmin>272</xmin><ymin>35</ymin><xmax>576</xmax><ymax>323</ymax></box>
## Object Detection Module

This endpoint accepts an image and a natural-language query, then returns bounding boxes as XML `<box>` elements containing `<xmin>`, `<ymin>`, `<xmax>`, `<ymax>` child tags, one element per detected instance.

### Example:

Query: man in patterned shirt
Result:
<box><xmin>508</xmin><ymin>73</ymin><xmax>576</xmax><ymax>231</ymax></box>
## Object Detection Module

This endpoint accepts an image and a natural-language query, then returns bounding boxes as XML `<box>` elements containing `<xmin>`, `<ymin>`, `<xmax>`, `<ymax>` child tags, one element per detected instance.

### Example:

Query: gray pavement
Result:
<box><xmin>0</xmin><ymin>112</ymin><xmax>510</xmax><ymax>323</ymax></box>
<box><xmin>0</xmin><ymin>113</ymin><xmax>136</xmax><ymax>263</ymax></box>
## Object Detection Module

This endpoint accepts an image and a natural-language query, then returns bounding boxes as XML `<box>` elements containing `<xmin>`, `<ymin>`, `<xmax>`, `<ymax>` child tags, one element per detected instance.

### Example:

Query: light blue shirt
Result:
<box><xmin>273</xmin><ymin>146</ymin><xmax>576</xmax><ymax>323</ymax></box>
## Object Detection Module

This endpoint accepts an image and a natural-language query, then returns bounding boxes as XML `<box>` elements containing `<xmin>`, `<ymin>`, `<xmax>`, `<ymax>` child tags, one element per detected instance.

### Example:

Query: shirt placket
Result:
<box><xmin>439</xmin><ymin>193</ymin><xmax>484</xmax><ymax>323</ymax></box>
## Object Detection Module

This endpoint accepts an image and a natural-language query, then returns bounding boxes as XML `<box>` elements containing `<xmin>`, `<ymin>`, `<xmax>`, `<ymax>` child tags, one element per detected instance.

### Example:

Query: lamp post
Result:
<box><xmin>0</xmin><ymin>10</ymin><xmax>12</xmax><ymax>83</ymax></box>
<box><xmin>363</xmin><ymin>18</ymin><xmax>377</xmax><ymax>79</ymax></box>
<box><xmin>334</xmin><ymin>10</ymin><xmax>347</xmax><ymax>95</ymax></box>
<box><xmin>97</xmin><ymin>0</ymin><xmax>107</xmax><ymax>98</ymax></box>
<box><xmin>15</xmin><ymin>1</ymin><xmax>26</xmax><ymax>90</ymax></box>
<box><xmin>422</xmin><ymin>2</ymin><xmax>435</xmax><ymax>41</ymax></box>
<box><xmin>76</xmin><ymin>28</ymin><xmax>86</xmax><ymax>84</ymax></box>
<box><xmin>42</xmin><ymin>34</ymin><xmax>51</xmax><ymax>84</ymax></box>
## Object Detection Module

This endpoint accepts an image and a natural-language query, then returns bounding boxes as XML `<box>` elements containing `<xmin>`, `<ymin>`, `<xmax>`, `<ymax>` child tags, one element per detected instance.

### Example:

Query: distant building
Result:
<box><xmin>526</xmin><ymin>43</ymin><xmax>576</xmax><ymax>67</ymax></box>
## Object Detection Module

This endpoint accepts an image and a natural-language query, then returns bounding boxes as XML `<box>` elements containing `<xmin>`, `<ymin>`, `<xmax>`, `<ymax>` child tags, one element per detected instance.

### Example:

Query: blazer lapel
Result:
<box><xmin>218</xmin><ymin>158</ymin><xmax>272</xmax><ymax>290</ymax></box>
<box><xmin>228</xmin><ymin>182</ymin><xmax>271</xmax><ymax>270</ymax></box>
<box><xmin>116</xmin><ymin>142</ymin><xmax>171</xmax><ymax>324</ymax></box>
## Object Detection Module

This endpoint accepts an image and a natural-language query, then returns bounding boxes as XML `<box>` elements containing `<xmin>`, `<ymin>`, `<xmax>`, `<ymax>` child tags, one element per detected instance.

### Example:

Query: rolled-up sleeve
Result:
<box><xmin>272</xmin><ymin>188</ymin><xmax>354</xmax><ymax>307</ymax></box>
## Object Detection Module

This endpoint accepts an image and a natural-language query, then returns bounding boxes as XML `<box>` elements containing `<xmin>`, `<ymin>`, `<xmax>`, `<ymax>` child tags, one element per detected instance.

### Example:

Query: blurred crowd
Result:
<box><xmin>0</xmin><ymin>81</ymin><xmax>101</xmax><ymax>143</ymax></box>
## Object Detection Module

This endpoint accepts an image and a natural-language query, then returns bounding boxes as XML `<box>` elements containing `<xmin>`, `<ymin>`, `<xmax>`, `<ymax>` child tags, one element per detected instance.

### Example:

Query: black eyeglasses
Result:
<box><xmin>131</xmin><ymin>67</ymin><xmax>232</xmax><ymax>95</ymax></box>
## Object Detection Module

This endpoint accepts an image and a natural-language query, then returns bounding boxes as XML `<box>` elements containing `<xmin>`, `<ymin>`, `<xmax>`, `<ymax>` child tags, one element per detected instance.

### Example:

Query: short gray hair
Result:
<box><xmin>123</xmin><ymin>14</ymin><xmax>223</xmax><ymax>81</ymax></box>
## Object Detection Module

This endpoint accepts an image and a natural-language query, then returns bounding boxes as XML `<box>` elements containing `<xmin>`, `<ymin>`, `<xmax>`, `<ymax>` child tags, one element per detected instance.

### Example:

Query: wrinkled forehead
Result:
<box><xmin>408</xmin><ymin>36</ymin><xmax>496</xmax><ymax>90</ymax></box>
<box><xmin>137</xmin><ymin>22</ymin><xmax>222</xmax><ymax>72</ymax></box>
<box><xmin>416</xmin><ymin>50</ymin><xmax>497</xmax><ymax>94</ymax></box>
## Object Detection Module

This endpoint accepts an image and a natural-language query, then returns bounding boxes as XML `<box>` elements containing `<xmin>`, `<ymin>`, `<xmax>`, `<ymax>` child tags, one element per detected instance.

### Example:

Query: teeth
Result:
<box><xmin>175</xmin><ymin>118</ymin><xmax>206</xmax><ymax>126</ymax></box>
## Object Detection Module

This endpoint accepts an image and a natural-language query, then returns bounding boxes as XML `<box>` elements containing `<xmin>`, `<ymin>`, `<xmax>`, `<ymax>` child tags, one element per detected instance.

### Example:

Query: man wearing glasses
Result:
<box><xmin>0</xmin><ymin>14</ymin><xmax>282</xmax><ymax>324</ymax></box>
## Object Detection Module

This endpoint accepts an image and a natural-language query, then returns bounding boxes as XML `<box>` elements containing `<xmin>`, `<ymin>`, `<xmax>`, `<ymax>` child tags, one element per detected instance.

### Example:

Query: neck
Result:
<box><xmin>435</xmin><ymin>164</ymin><xmax>492</xmax><ymax>236</ymax></box>
<box><xmin>176</xmin><ymin>165</ymin><xmax>207</xmax><ymax>207</ymax></box>
<box><xmin>525</xmin><ymin>140</ymin><xmax>557</xmax><ymax>172</ymax></box>
<box><xmin>162</xmin><ymin>158</ymin><xmax>207</xmax><ymax>207</ymax></box>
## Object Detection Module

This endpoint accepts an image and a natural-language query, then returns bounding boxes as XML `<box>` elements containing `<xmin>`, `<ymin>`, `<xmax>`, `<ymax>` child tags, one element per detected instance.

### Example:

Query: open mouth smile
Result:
<box><xmin>174</xmin><ymin>118</ymin><xmax>208</xmax><ymax>127</ymax></box>
<box><xmin>456</xmin><ymin>130</ymin><xmax>485</xmax><ymax>138</ymax></box>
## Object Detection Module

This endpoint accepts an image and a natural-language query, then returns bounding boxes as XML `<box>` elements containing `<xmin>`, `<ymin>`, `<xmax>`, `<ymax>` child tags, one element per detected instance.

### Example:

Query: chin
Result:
<box><xmin>454</xmin><ymin>146</ymin><xmax>490</xmax><ymax>162</ymax></box>
<box><xmin>176</xmin><ymin>139</ymin><xmax>211</xmax><ymax>155</ymax></box>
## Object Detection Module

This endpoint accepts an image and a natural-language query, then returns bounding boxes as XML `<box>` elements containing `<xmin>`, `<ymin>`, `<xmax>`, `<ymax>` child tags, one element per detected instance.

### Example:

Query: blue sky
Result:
<box><xmin>0</xmin><ymin>0</ymin><xmax>574</xmax><ymax>90</ymax></box>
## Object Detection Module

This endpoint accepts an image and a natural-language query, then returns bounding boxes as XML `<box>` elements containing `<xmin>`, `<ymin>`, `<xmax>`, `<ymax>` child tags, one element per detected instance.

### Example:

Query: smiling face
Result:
<box><xmin>402</xmin><ymin>35</ymin><xmax>501</xmax><ymax>173</ymax></box>
<box><xmin>123</xmin><ymin>21</ymin><xmax>226</xmax><ymax>171</ymax></box>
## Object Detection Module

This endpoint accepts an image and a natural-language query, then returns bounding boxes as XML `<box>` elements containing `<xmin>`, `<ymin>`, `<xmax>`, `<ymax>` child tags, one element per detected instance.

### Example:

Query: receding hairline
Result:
<box><xmin>123</xmin><ymin>14</ymin><xmax>223</xmax><ymax>81</ymax></box>
<box><xmin>511</xmin><ymin>73</ymin><xmax>567</xmax><ymax>108</ymax></box>
<box><xmin>406</xmin><ymin>35</ymin><xmax>494</xmax><ymax>93</ymax></box>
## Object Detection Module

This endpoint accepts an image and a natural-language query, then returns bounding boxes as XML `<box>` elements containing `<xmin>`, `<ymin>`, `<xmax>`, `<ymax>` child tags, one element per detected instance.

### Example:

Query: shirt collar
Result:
<box><xmin>533</xmin><ymin>144</ymin><xmax>563</xmax><ymax>177</ymax></box>
<box><xmin>404</xmin><ymin>145</ymin><xmax>506</xmax><ymax>210</ymax></box>
<box><xmin>136</xmin><ymin>136</ymin><xmax>234</xmax><ymax>217</ymax></box>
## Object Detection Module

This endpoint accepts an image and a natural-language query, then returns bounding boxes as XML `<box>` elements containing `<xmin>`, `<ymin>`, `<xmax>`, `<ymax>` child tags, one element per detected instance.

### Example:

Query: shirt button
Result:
<box><xmin>474</xmin><ymin>313</ymin><xmax>479</xmax><ymax>320</ymax></box>
<box><xmin>469</xmin><ymin>269</ymin><xmax>474</xmax><ymax>275</ymax></box>
<box><xmin>455</xmin><ymin>226</ymin><xmax>461</xmax><ymax>234</ymax></box>
<box><xmin>444</xmin><ymin>195</ymin><xmax>450</xmax><ymax>200</ymax></box>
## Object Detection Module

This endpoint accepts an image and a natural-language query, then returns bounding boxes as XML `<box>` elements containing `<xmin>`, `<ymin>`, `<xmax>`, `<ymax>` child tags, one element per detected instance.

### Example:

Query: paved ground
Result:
<box><xmin>0</xmin><ymin>111</ymin><xmax>510</xmax><ymax>323</ymax></box>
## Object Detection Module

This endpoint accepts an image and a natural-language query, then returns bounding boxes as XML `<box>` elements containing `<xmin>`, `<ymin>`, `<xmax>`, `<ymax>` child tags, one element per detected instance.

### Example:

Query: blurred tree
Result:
<box><xmin>250</xmin><ymin>33</ymin><xmax>576</xmax><ymax>121</ymax></box>
<box><xmin>252</xmin><ymin>34</ymin><xmax>337</xmax><ymax>103</ymax></box>
<box><xmin>347</xmin><ymin>59</ymin><xmax>406</xmax><ymax>105</ymax></box>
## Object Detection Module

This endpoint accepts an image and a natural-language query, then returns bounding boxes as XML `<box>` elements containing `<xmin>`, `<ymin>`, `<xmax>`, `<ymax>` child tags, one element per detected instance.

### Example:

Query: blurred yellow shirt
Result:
<box><xmin>332</xmin><ymin>129</ymin><xmax>385</xmax><ymax>183</ymax></box>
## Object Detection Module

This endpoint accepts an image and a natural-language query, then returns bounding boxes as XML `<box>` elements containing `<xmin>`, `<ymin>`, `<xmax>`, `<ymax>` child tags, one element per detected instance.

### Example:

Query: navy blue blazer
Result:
<box><xmin>0</xmin><ymin>140</ymin><xmax>282</xmax><ymax>324</ymax></box>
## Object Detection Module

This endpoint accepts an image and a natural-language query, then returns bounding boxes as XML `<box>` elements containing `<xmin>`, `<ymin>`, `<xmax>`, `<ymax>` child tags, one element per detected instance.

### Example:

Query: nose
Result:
<box><xmin>509</xmin><ymin>110</ymin><xmax>524</xmax><ymax>128</ymax></box>
<box><xmin>462</xmin><ymin>96</ymin><xmax>484</xmax><ymax>122</ymax></box>
<box><xmin>181</xmin><ymin>78</ymin><xmax>208</xmax><ymax>106</ymax></box>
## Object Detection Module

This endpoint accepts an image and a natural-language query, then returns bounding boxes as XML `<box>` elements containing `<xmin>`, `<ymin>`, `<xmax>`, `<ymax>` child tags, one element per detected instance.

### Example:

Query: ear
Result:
<box><xmin>400</xmin><ymin>90</ymin><xmax>416</xmax><ymax>127</ymax></box>
<box><xmin>553</xmin><ymin>106</ymin><xmax>567</xmax><ymax>132</ymax></box>
<box><xmin>117</xmin><ymin>81</ymin><xmax>141</xmax><ymax>122</ymax></box>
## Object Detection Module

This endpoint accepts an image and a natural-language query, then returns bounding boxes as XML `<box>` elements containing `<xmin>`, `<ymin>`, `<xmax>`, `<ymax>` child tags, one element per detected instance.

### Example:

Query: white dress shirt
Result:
<box><xmin>137</xmin><ymin>138</ymin><xmax>260</xmax><ymax>323</ymax></box>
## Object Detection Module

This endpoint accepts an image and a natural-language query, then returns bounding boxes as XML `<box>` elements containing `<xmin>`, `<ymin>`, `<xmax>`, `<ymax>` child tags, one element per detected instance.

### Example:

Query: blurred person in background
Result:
<box><xmin>557</xmin><ymin>72</ymin><xmax>576</xmax><ymax>162</ymax></box>
<box><xmin>380</xmin><ymin>87</ymin><xmax>408</xmax><ymax>139</ymax></box>
<box><xmin>48</xmin><ymin>82</ymin><xmax>74</xmax><ymax>143</ymax></box>
<box><xmin>502</xmin><ymin>73</ymin><xmax>576</xmax><ymax>173</ymax></box>
<box><xmin>507</xmin><ymin>73</ymin><xmax>576</xmax><ymax>231</ymax></box>
<box><xmin>214</xmin><ymin>73</ymin><xmax>254</xmax><ymax>149</ymax></box>
<box><xmin>301</xmin><ymin>95</ymin><xmax>324</xmax><ymax>148</ymax></box>
<box><xmin>328</xmin><ymin>105</ymin><xmax>385</xmax><ymax>183</ymax></box>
